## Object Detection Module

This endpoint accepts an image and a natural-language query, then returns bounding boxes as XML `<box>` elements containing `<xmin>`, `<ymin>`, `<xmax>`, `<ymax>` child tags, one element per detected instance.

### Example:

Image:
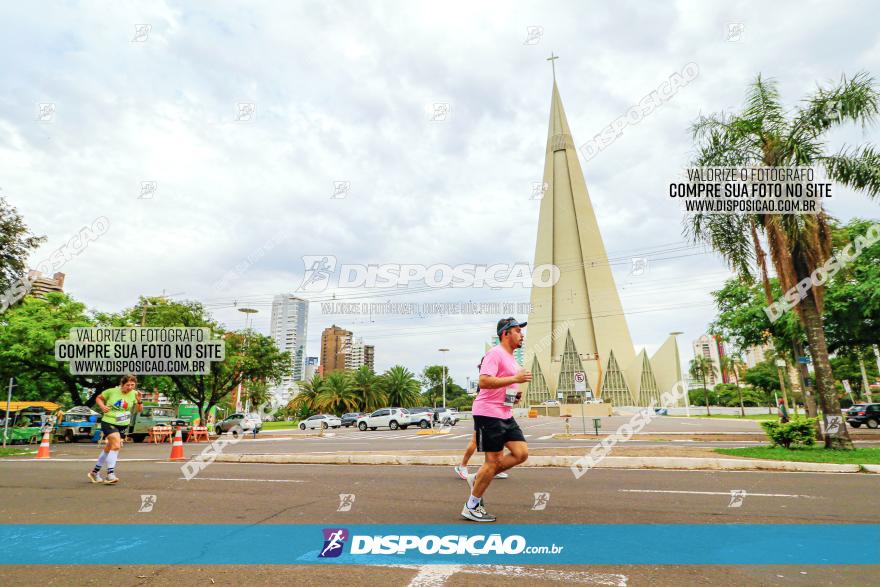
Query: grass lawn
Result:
<box><xmin>261</xmin><ymin>420</ymin><xmax>303</xmax><ymax>430</ymax></box>
<box><xmin>715</xmin><ymin>445</ymin><xmax>880</xmax><ymax>464</ymax></box>
<box><xmin>0</xmin><ymin>446</ymin><xmax>37</xmax><ymax>457</ymax></box>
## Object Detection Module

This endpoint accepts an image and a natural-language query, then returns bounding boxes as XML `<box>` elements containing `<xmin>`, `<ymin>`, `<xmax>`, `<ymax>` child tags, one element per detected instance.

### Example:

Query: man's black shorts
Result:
<box><xmin>100</xmin><ymin>421</ymin><xmax>128</xmax><ymax>437</ymax></box>
<box><xmin>473</xmin><ymin>415</ymin><xmax>526</xmax><ymax>453</ymax></box>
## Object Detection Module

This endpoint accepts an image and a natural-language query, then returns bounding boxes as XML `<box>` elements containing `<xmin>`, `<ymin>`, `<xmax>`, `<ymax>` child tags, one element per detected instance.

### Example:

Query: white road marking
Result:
<box><xmin>619</xmin><ymin>489</ymin><xmax>816</xmax><ymax>499</ymax></box>
<box><xmin>181</xmin><ymin>477</ymin><xmax>306</xmax><ymax>483</ymax></box>
<box><xmin>391</xmin><ymin>564</ymin><xmax>626</xmax><ymax>586</ymax></box>
<box><xmin>538</xmin><ymin>435</ymin><xmax>554</xmax><ymax>440</ymax></box>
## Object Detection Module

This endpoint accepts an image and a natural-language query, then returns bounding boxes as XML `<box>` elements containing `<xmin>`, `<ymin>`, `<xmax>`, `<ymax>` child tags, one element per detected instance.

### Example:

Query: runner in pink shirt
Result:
<box><xmin>460</xmin><ymin>317</ymin><xmax>531</xmax><ymax>523</ymax></box>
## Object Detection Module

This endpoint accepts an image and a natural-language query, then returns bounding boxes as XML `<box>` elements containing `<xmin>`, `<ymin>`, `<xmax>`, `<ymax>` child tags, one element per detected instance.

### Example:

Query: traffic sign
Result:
<box><xmin>798</xmin><ymin>356</ymin><xmax>811</xmax><ymax>364</ymax></box>
<box><xmin>574</xmin><ymin>371</ymin><xmax>587</xmax><ymax>393</ymax></box>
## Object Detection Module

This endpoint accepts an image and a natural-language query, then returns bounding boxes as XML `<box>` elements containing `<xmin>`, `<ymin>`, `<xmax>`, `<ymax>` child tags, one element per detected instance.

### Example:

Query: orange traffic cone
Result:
<box><xmin>169</xmin><ymin>428</ymin><xmax>185</xmax><ymax>461</ymax></box>
<box><xmin>36</xmin><ymin>430</ymin><xmax>52</xmax><ymax>459</ymax></box>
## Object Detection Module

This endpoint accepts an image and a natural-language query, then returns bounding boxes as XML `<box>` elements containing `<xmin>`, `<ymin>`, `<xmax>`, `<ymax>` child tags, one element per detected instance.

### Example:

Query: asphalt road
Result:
<box><xmin>1</xmin><ymin>455</ymin><xmax>878</xmax><ymax>585</ymax></box>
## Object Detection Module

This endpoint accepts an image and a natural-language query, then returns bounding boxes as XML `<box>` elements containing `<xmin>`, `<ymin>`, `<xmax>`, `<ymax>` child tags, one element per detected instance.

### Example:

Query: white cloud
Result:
<box><xmin>2</xmin><ymin>0</ymin><xmax>878</xmax><ymax>383</ymax></box>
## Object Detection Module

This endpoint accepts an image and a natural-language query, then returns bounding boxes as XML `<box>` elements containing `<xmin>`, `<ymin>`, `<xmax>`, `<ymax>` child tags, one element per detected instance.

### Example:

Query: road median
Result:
<box><xmin>213</xmin><ymin>452</ymin><xmax>863</xmax><ymax>473</ymax></box>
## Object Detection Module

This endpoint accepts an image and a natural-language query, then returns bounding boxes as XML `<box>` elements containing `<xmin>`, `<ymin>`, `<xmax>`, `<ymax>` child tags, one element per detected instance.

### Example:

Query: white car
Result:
<box><xmin>433</xmin><ymin>408</ymin><xmax>460</xmax><ymax>426</ymax></box>
<box><xmin>542</xmin><ymin>400</ymin><xmax>560</xmax><ymax>406</ymax></box>
<box><xmin>299</xmin><ymin>414</ymin><xmax>342</xmax><ymax>430</ymax></box>
<box><xmin>357</xmin><ymin>408</ymin><xmax>411</xmax><ymax>431</ymax></box>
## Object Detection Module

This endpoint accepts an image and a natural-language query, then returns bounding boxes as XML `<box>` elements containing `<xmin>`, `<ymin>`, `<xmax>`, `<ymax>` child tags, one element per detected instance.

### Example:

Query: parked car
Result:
<box><xmin>406</xmin><ymin>407</ymin><xmax>434</xmax><ymax>429</ymax></box>
<box><xmin>357</xmin><ymin>408</ymin><xmax>411</xmax><ymax>431</ymax></box>
<box><xmin>584</xmin><ymin>398</ymin><xmax>604</xmax><ymax>405</ymax></box>
<box><xmin>340</xmin><ymin>412</ymin><xmax>363</xmax><ymax>427</ymax></box>
<box><xmin>216</xmin><ymin>412</ymin><xmax>263</xmax><ymax>436</ymax></box>
<box><xmin>541</xmin><ymin>400</ymin><xmax>560</xmax><ymax>406</ymax></box>
<box><xmin>433</xmin><ymin>408</ymin><xmax>460</xmax><ymax>426</ymax></box>
<box><xmin>299</xmin><ymin>414</ymin><xmax>342</xmax><ymax>430</ymax></box>
<box><xmin>846</xmin><ymin>403</ymin><xmax>880</xmax><ymax>429</ymax></box>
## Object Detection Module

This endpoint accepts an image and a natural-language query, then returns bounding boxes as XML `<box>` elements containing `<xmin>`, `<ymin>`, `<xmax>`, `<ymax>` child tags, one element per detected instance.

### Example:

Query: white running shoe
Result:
<box><xmin>461</xmin><ymin>502</ymin><xmax>496</xmax><ymax>523</ymax></box>
<box><xmin>87</xmin><ymin>471</ymin><xmax>103</xmax><ymax>484</ymax></box>
<box><xmin>103</xmin><ymin>473</ymin><xmax>119</xmax><ymax>485</ymax></box>
<box><xmin>494</xmin><ymin>472</ymin><xmax>509</xmax><ymax>479</ymax></box>
<box><xmin>454</xmin><ymin>465</ymin><xmax>468</xmax><ymax>480</ymax></box>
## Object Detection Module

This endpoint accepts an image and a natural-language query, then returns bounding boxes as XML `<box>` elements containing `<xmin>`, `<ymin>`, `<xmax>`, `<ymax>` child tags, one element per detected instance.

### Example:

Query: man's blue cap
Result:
<box><xmin>497</xmin><ymin>317</ymin><xmax>527</xmax><ymax>337</ymax></box>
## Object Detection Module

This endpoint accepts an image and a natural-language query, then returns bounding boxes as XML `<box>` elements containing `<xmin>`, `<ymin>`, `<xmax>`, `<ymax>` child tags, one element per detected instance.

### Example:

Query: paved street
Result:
<box><xmin>2</xmin><ymin>443</ymin><xmax>879</xmax><ymax>585</ymax></box>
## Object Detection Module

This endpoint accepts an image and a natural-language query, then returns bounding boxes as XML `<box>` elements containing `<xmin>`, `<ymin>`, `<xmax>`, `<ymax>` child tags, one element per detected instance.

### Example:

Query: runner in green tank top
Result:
<box><xmin>88</xmin><ymin>374</ymin><xmax>142</xmax><ymax>485</ymax></box>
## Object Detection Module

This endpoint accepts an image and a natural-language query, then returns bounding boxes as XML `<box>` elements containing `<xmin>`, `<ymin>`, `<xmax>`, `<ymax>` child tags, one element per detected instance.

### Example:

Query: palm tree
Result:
<box><xmin>317</xmin><ymin>371</ymin><xmax>360</xmax><ymax>415</ymax></box>
<box><xmin>378</xmin><ymin>365</ymin><xmax>421</xmax><ymax>407</ymax></box>
<box><xmin>351</xmin><ymin>365</ymin><xmax>386</xmax><ymax>412</ymax></box>
<box><xmin>689</xmin><ymin>356</ymin><xmax>717</xmax><ymax>416</ymax></box>
<box><xmin>286</xmin><ymin>373</ymin><xmax>323</xmax><ymax>417</ymax></box>
<box><xmin>686</xmin><ymin>73</ymin><xmax>880</xmax><ymax>448</ymax></box>
<box><xmin>721</xmin><ymin>354</ymin><xmax>746</xmax><ymax>417</ymax></box>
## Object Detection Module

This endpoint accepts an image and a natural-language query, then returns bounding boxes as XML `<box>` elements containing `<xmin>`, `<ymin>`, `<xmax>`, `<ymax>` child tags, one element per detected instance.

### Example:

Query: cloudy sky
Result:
<box><xmin>3</xmin><ymin>0</ymin><xmax>879</xmax><ymax>385</ymax></box>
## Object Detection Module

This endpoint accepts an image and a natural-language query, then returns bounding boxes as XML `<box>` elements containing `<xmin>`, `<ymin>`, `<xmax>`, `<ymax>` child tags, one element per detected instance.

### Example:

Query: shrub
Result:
<box><xmin>760</xmin><ymin>418</ymin><xmax>818</xmax><ymax>449</ymax></box>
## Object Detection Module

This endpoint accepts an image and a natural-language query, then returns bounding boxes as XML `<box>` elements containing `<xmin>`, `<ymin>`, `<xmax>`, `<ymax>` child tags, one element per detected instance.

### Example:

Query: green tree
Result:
<box><xmin>351</xmin><ymin>365</ymin><xmax>385</xmax><ymax>412</ymax></box>
<box><xmin>99</xmin><ymin>297</ymin><xmax>291</xmax><ymax>423</ymax></box>
<box><xmin>0</xmin><ymin>196</ymin><xmax>46</xmax><ymax>292</ymax></box>
<box><xmin>689</xmin><ymin>356</ymin><xmax>717</xmax><ymax>415</ymax></box>
<box><xmin>316</xmin><ymin>371</ymin><xmax>360</xmax><ymax>415</ymax></box>
<box><xmin>379</xmin><ymin>365</ymin><xmax>421</xmax><ymax>407</ymax></box>
<box><xmin>743</xmin><ymin>358</ymin><xmax>788</xmax><ymax>410</ymax></box>
<box><xmin>720</xmin><ymin>354</ymin><xmax>747</xmax><ymax>416</ymax></box>
<box><xmin>686</xmin><ymin>73</ymin><xmax>880</xmax><ymax>448</ymax></box>
<box><xmin>287</xmin><ymin>374</ymin><xmax>324</xmax><ymax>418</ymax></box>
<box><xmin>0</xmin><ymin>293</ymin><xmax>117</xmax><ymax>405</ymax></box>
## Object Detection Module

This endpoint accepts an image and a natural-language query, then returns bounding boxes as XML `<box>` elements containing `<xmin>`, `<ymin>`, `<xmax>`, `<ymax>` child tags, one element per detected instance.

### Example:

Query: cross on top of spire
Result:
<box><xmin>547</xmin><ymin>52</ymin><xmax>559</xmax><ymax>81</ymax></box>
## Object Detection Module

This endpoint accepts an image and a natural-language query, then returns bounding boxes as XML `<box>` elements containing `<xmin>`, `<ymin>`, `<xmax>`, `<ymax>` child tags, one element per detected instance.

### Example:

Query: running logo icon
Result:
<box><xmin>299</xmin><ymin>255</ymin><xmax>337</xmax><ymax>292</ymax></box>
<box><xmin>531</xmin><ymin>492</ymin><xmax>550</xmax><ymax>511</ymax></box>
<box><xmin>319</xmin><ymin>528</ymin><xmax>349</xmax><ymax>558</ymax></box>
<box><xmin>337</xmin><ymin>494</ymin><xmax>355</xmax><ymax>512</ymax></box>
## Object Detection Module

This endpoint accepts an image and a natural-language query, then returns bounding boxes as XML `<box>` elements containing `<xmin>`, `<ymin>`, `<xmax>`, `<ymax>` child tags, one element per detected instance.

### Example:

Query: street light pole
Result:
<box><xmin>438</xmin><ymin>348</ymin><xmax>450</xmax><ymax>409</ymax></box>
<box><xmin>237</xmin><ymin>308</ymin><xmax>259</xmax><ymax>414</ymax></box>
<box><xmin>670</xmin><ymin>332</ymin><xmax>687</xmax><ymax>417</ymax></box>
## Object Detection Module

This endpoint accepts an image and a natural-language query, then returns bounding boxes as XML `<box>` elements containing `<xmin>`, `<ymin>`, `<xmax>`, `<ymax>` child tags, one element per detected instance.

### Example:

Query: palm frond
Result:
<box><xmin>791</xmin><ymin>72</ymin><xmax>880</xmax><ymax>139</ymax></box>
<box><xmin>820</xmin><ymin>144</ymin><xmax>880</xmax><ymax>198</ymax></box>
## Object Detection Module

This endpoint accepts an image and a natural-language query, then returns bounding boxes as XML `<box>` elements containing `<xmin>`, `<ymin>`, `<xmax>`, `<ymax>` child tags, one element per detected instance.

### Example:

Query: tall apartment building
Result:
<box><xmin>269</xmin><ymin>294</ymin><xmax>309</xmax><ymax>405</ymax></box>
<box><xmin>304</xmin><ymin>356</ymin><xmax>319</xmax><ymax>380</ymax></box>
<box><xmin>364</xmin><ymin>344</ymin><xmax>375</xmax><ymax>371</ymax></box>
<box><xmin>321</xmin><ymin>326</ymin><xmax>374</xmax><ymax>373</ymax></box>
<box><xmin>692</xmin><ymin>334</ymin><xmax>726</xmax><ymax>388</ymax></box>
<box><xmin>321</xmin><ymin>325</ymin><xmax>352</xmax><ymax>374</ymax></box>
<box><xmin>27</xmin><ymin>270</ymin><xmax>65</xmax><ymax>298</ymax></box>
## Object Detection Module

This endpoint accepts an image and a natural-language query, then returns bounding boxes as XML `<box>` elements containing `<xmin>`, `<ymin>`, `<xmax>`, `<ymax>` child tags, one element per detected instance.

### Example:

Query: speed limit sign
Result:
<box><xmin>574</xmin><ymin>371</ymin><xmax>587</xmax><ymax>393</ymax></box>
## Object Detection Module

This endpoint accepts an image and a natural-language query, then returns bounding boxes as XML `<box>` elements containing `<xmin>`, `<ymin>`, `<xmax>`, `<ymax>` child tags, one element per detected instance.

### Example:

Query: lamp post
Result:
<box><xmin>439</xmin><ymin>348</ymin><xmax>450</xmax><ymax>409</ymax></box>
<box><xmin>237</xmin><ymin>308</ymin><xmax>259</xmax><ymax>413</ymax></box>
<box><xmin>669</xmin><ymin>332</ymin><xmax>688</xmax><ymax>417</ymax></box>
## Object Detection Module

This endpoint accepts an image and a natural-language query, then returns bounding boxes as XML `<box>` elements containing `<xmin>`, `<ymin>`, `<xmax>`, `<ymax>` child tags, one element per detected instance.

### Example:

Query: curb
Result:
<box><xmin>213</xmin><ymin>453</ymin><xmax>862</xmax><ymax>473</ymax></box>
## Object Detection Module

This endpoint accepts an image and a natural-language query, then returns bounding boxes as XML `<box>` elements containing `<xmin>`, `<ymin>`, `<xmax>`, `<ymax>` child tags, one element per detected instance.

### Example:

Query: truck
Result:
<box><xmin>128</xmin><ymin>405</ymin><xmax>191</xmax><ymax>442</ymax></box>
<box><xmin>53</xmin><ymin>406</ymin><xmax>100</xmax><ymax>443</ymax></box>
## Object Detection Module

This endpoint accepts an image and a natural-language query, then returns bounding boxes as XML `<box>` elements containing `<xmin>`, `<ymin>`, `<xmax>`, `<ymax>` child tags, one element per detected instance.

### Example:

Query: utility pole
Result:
<box><xmin>438</xmin><ymin>348</ymin><xmax>450</xmax><ymax>409</ymax></box>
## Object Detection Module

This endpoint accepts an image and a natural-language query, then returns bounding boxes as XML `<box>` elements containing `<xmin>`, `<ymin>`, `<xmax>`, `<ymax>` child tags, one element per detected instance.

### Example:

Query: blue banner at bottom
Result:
<box><xmin>1</xmin><ymin>524</ymin><xmax>878</xmax><ymax>565</ymax></box>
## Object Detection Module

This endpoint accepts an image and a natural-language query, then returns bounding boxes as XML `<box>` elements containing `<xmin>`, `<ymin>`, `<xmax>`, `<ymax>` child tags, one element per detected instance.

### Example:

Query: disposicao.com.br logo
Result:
<box><xmin>320</xmin><ymin>528</ymin><xmax>563</xmax><ymax>557</ymax></box>
<box><xmin>298</xmin><ymin>256</ymin><xmax>561</xmax><ymax>292</ymax></box>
